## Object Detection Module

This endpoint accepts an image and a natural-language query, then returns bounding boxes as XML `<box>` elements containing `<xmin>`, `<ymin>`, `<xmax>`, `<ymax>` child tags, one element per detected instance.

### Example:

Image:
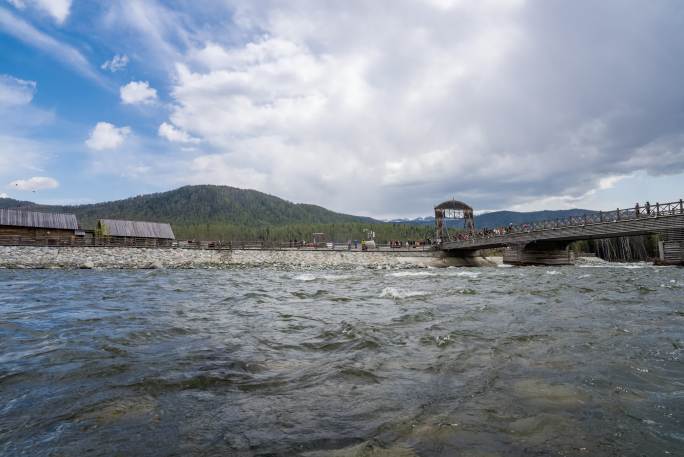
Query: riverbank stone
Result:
<box><xmin>0</xmin><ymin>246</ymin><xmax>498</xmax><ymax>269</ymax></box>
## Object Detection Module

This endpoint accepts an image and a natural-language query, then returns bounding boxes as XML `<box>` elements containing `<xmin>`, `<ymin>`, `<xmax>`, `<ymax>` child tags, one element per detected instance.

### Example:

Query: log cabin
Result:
<box><xmin>0</xmin><ymin>208</ymin><xmax>81</xmax><ymax>244</ymax></box>
<box><xmin>96</xmin><ymin>219</ymin><xmax>175</xmax><ymax>247</ymax></box>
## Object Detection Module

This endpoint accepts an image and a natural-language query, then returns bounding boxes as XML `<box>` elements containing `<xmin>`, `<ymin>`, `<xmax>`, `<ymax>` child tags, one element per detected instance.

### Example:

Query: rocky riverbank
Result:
<box><xmin>0</xmin><ymin>246</ymin><xmax>498</xmax><ymax>269</ymax></box>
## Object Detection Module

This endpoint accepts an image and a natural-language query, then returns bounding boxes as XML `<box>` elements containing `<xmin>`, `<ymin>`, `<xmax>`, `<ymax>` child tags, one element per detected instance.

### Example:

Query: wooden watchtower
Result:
<box><xmin>434</xmin><ymin>199</ymin><xmax>475</xmax><ymax>241</ymax></box>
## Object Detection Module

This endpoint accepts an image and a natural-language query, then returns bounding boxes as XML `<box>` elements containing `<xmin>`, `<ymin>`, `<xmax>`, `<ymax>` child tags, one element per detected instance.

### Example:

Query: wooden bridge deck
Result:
<box><xmin>441</xmin><ymin>199</ymin><xmax>684</xmax><ymax>251</ymax></box>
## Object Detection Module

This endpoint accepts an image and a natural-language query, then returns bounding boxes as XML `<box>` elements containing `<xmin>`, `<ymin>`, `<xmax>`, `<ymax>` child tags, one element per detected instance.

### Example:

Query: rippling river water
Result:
<box><xmin>1</xmin><ymin>264</ymin><xmax>683</xmax><ymax>456</ymax></box>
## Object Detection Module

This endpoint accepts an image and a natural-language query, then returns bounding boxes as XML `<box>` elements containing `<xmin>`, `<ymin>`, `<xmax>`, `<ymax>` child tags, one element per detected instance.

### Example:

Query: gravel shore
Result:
<box><xmin>0</xmin><ymin>246</ymin><xmax>498</xmax><ymax>269</ymax></box>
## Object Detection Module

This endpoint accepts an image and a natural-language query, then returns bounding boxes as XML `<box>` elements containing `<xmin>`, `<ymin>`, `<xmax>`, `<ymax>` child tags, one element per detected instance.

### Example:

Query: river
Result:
<box><xmin>1</xmin><ymin>264</ymin><xmax>682</xmax><ymax>456</ymax></box>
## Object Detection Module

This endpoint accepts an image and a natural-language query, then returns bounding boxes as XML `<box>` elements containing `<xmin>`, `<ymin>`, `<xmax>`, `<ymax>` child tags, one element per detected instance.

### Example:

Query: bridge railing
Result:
<box><xmin>445</xmin><ymin>198</ymin><xmax>684</xmax><ymax>243</ymax></box>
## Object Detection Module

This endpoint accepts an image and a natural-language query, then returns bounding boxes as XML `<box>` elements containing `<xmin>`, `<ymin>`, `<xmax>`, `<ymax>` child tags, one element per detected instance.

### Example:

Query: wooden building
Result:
<box><xmin>0</xmin><ymin>208</ymin><xmax>80</xmax><ymax>243</ymax></box>
<box><xmin>96</xmin><ymin>219</ymin><xmax>175</xmax><ymax>246</ymax></box>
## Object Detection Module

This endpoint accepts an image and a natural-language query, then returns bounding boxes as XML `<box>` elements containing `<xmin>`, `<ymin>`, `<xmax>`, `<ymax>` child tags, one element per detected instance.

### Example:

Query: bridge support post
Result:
<box><xmin>439</xmin><ymin>249</ymin><xmax>498</xmax><ymax>267</ymax></box>
<box><xmin>657</xmin><ymin>230</ymin><xmax>684</xmax><ymax>265</ymax></box>
<box><xmin>503</xmin><ymin>242</ymin><xmax>575</xmax><ymax>266</ymax></box>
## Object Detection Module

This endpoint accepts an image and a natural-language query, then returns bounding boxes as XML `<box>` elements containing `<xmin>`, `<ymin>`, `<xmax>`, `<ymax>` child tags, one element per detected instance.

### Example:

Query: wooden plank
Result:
<box><xmin>98</xmin><ymin>219</ymin><xmax>175</xmax><ymax>240</ymax></box>
<box><xmin>0</xmin><ymin>209</ymin><xmax>78</xmax><ymax>230</ymax></box>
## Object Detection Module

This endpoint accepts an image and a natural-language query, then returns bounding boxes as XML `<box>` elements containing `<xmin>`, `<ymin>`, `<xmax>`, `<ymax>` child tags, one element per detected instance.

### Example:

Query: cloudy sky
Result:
<box><xmin>0</xmin><ymin>0</ymin><xmax>683</xmax><ymax>218</ymax></box>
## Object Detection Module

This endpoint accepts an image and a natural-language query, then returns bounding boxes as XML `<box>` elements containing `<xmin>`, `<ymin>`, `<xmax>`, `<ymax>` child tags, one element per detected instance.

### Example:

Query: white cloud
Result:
<box><xmin>0</xmin><ymin>192</ymin><xmax>8</xmax><ymax>198</ymax></box>
<box><xmin>7</xmin><ymin>0</ymin><xmax>71</xmax><ymax>24</ymax></box>
<box><xmin>23</xmin><ymin>1</ymin><xmax>682</xmax><ymax>216</ymax></box>
<box><xmin>0</xmin><ymin>7</ymin><xmax>102</xmax><ymax>84</ymax></box>
<box><xmin>185</xmin><ymin>154</ymin><xmax>268</xmax><ymax>190</ymax></box>
<box><xmin>622</xmin><ymin>134</ymin><xmax>684</xmax><ymax>177</ymax></box>
<box><xmin>35</xmin><ymin>0</ymin><xmax>70</xmax><ymax>24</ymax></box>
<box><xmin>164</xmin><ymin>18</ymin><xmax>524</xmax><ymax>213</ymax></box>
<box><xmin>120</xmin><ymin>81</ymin><xmax>157</xmax><ymax>104</ymax></box>
<box><xmin>85</xmin><ymin>122</ymin><xmax>131</xmax><ymax>150</ymax></box>
<box><xmin>0</xmin><ymin>74</ymin><xmax>36</xmax><ymax>106</ymax></box>
<box><xmin>102</xmin><ymin>2</ymin><xmax>188</xmax><ymax>67</ymax></box>
<box><xmin>0</xmin><ymin>75</ymin><xmax>52</xmax><ymax>128</ymax></box>
<box><xmin>158</xmin><ymin>122</ymin><xmax>199</xmax><ymax>143</ymax></box>
<box><xmin>9</xmin><ymin>176</ymin><xmax>59</xmax><ymax>191</ymax></box>
<box><xmin>101</xmin><ymin>54</ymin><xmax>129</xmax><ymax>72</ymax></box>
<box><xmin>140</xmin><ymin>1</ymin><xmax>684</xmax><ymax>216</ymax></box>
<box><xmin>8</xmin><ymin>0</ymin><xmax>71</xmax><ymax>24</ymax></box>
<box><xmin>598</xmin><ymin>175</ymin><xmax>629</xmax><ymax>190</ymax></box>
<box><xmin>0</xmin><ymin>76</ymin><xmax>52</xmax><ymax>181</ymax></box>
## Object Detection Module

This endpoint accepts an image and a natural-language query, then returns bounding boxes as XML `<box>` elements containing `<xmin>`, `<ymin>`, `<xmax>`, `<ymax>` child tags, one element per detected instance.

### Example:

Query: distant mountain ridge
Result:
<box><xmin>388</xmin><ymin>209</ymin><xmax>597</xmax><ymax>229</ymax></box>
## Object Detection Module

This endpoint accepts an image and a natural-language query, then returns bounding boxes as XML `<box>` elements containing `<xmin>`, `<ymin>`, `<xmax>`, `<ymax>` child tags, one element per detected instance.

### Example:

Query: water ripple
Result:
<box><xmin>0</xmin><ymin>265</ymin><xmax>682</xmax><ymax>456</ymax></box>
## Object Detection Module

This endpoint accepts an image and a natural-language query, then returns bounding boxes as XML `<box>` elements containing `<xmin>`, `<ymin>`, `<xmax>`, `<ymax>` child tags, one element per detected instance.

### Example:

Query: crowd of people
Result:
<box><xmin>387</xmin><ymin>239</ymin><xmax>430</xmax><ymax>248</ymax></box>
<box><xmin>447</xmin><ymin>223</ymin><xmax>535</xmax><ymax>242</ymax></box>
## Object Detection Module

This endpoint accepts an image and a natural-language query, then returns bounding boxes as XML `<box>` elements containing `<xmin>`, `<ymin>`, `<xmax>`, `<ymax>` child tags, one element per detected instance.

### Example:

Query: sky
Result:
<box><xmin>0</xmin><ymin>0</ymin><xmax>683</xmax><ymax>218</ymax></box>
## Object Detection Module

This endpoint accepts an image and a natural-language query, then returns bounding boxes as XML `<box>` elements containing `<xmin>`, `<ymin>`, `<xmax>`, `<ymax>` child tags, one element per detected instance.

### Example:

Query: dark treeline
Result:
<box><xmin>174</xmin><ymin>222</ymin><xmax>433</xmax><ymax>243</ymax></box>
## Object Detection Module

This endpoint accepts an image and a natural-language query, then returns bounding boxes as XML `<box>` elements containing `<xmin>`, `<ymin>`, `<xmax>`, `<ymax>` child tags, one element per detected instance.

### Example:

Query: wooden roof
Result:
<box><xmin>435</xmin><ymin>200</ymin><xmax>473</xmax><ymax>211</ymax></box>
<box><xmin>0</xmin><ymin>208</ymin><xmax>79</xmax><ymax>230</ymax></box>
<box><xmin>98</xmin><ymin>219</ymin><xmax>175</xmax><ymax>239</ymax></box>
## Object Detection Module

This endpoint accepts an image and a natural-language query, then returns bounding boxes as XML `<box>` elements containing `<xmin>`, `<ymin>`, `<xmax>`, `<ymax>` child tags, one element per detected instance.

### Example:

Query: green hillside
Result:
<box><xmin>0</xmin><ymin>185</ymin><xmax>367</xmax><ymax>226</ymax></box>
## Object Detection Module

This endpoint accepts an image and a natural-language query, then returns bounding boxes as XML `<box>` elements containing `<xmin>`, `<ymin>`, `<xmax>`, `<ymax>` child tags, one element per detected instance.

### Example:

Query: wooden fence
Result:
<box><xmin>501</xmin><ymin>199</ymin><xmax>684</xmax><ymax>233</ymax></box>
<box><xmin>0</xmin><ymin>235</ymin><xmax>433</xmax><ymax>252</ymax></box>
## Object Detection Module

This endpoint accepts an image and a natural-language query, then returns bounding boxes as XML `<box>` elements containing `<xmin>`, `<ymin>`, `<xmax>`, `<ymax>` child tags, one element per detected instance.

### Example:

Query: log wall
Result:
<box><xmin>503</xmin><ymin>245</ymin><xmax>576</xmax><ymax>266</ymax></box>
<box><xmin>0</xmin><ymin>226</ymin><xmax>76</xmax><ymax>240</ymax></box>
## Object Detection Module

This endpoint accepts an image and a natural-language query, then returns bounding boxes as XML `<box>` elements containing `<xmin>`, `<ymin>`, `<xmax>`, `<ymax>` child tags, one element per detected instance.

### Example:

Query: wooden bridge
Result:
<box><xmin>440</xmin><ymin>199</ymin><xmax>684</xmax><ymax>265</ymax></box>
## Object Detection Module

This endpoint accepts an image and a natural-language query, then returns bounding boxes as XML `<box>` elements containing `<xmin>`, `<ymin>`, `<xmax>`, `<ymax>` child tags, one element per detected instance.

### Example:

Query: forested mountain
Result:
<box><xmin>0</xmin><ymin>185</ymin><xmax>373</xmax><ymax>227</ymax></box>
